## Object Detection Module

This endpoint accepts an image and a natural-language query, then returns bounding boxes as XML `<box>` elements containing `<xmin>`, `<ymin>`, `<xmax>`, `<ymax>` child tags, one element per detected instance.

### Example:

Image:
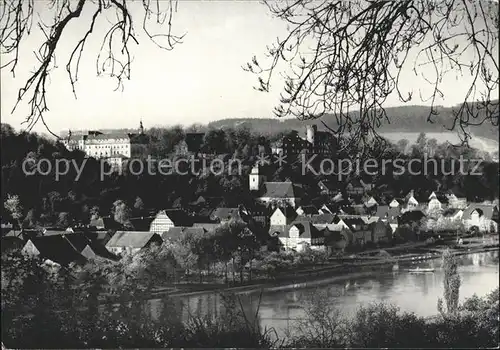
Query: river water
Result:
<box><xmin>148</xmin><ymin>251</ymin><xmax>499</xmax><ymax>338</ymax></box>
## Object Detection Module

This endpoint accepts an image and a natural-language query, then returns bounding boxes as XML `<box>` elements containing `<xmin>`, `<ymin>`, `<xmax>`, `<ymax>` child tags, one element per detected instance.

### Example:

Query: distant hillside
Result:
<box><xmin>208</xmin><ymin>104</ymin><xmax>499</xmax><ymax>141</ymax></box>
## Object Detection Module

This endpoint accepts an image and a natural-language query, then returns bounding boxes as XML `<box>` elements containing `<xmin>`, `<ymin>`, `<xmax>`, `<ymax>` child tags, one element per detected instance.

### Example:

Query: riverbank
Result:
<box><xmin>150</xmin><ymin>244</ymin><xmax>499</xmax><ymax>299</ymax></box>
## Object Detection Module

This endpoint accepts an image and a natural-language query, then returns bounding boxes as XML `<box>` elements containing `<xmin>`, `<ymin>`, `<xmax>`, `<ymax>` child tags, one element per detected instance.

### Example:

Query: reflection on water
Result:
<box><xmin>148</xmin><ymin>251</ymin><xmax>499</xmax><ymax>337</ymax></box>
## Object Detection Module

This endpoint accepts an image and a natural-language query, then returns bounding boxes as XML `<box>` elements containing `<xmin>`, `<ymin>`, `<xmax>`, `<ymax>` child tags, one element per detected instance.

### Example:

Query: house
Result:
<box><xmin>277</xmin><ymin>221</ymin><xmax>324</xmax><ymax>251</ymax></box>
<box><xmin>319</xmin><ymin>204</ymin><xmax>337</xmax><ymax>214</ymax></box>
<box><xmin>105</xmin><ymin>231</ymin><xmax>163</xmax><ymax>255</ymax></box>
<box><xmin>324</xmin><ymin>227</ymin><xmax>352</xmax><ymax>252</ymax></box>
<box><xmin>269</xmin><ymin>207</ymin><xmax>298</xmax><ymax>238</ymax></box>
<box><xmin>22</xmin><ymin>235</ymin><xmax>90</xmax><ymax>266</ymax></box>
<box><xmin>462</xmin><ymin>204</ymin><xmax>499</xmax><ymax>233</ymax></box>
<box><xmin>1</xmin><ymin>221</ymin><xmax>15</xmax><ymax>236</ymax></box>
<box><xmin>129</xmin><ymin>216</ymin><xmax>155</xmax><ymax>231</ymax></box>
<box><xmin>364</xmin><ymin>196</ymin><xmax>378</xmax><ymax>208</ymax></box>
<box><xmin>446</xmin><ymin>192</ymin><xmax>467</xmax><ymax>209</ymax></box>
<box><xmin>389</xmin><ymin>198</ymin><xmax>404</xmax><ymax>208</ymax></box>
<box><xmin>404</xmin><ymin>190</ymin><xmax>419</xmax><ymax>210</ymax></box>
<box><xmin>1</xmin><ymin>236</ymin><xmax>24</xmax><ymax>253</ymax></box>
<box><xmin>340</xmin><ymin>218</ymin><xmax>372</xmax><ymax>247</ymax></box>
<box><xmin>427</xmin><ymin>191</ymin><xmax>449</xmax><ymax>212</ymax></box>
<box><xmin>376</xmin><ymin>205</ymin><xmax>400</xmax><ymax>233</ymax></box>
<box><xmin>210</xmin><ymin>207</ymin><xmax>242</xmax><ymax>223</ymax></box>
<box><xmin>257</xmin><ymin>181</ymin><xmax>304</xmax><ymax>208</ymax></box>
<box><xmin>361</xmin><ymin>216</ymin><xmax>381</xmax><ymax>225</ymax></box>
<box><xmin>370</xmin><ymin>221</ymin><xmax>392</xmax><ymax>243</ymax></box>
<box><xmin>296</xmin><ymin>205</ymin><xmax>319</xmax><ymax>216</ymax></box>
<box><xmin>149</xmin><ymin>209</ymin><xmax>192</xmax><ymax>234</ymax></box>
<box><xmin>81</xmin><ymin>243</ymin><xmax>120</xmax><ymax>261</ymax></box>
<box><xmin>296</xmin><ymin>213</ymin><xmax>337</xmax><ymax>227</ymax></box>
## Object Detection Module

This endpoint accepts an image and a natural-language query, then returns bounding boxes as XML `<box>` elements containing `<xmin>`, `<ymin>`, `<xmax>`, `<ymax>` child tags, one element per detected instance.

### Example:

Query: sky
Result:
<box><xmin>1</xmin><ymin>0</ymin><xmax>498</xmax><ymax>134</ymax></box>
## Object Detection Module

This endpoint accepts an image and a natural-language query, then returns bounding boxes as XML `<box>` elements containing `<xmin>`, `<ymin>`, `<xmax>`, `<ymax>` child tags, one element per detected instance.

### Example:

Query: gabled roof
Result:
<box><xmin>361</xmin><ymin>216</ymin><xmax>380</xmax><ymax>224</ymax></box>
<box><xmin>26</xmin><ymin>235</ymin><xmax>88</xmax><ymax>266</ymax></box>
<box><xmin>129</xmin><ymin>216</ymin><xmax>155</xmax><ymax>231</ymax></box>
<box><xmin>376</xmin><ymin>206</ymin><xmax>400</xmax><ymax>220</ymax></box>
<box><xmin>279</xmin><ymin>221</ymin><xmax>322</xmax><ymax>239</ymax></box>
<box><xmin>442</xmin><ymin>208</ymin><xmax>463</xmax><ymax>218</ymax></box>
<box><xmin>81</xmin><ymin>244</ymin><xmax>119</xmax><ymax>261</ymax></box>
<box><xmin>462</xmin><ymin>204</ymin><xmax>497</xmax><ymax>221</ymax></box>
<box><xmin>399</xmin><ymin>210</ymin><xmax>426</xmax><ymax>225</ymax></box>
<box><xmin>271</xmin><ymin>207</ymin><xmax>298</xmax><ymax>223</ymax></box>
<box><xmin>106</xmin><ymin>231</ymin><xmax>161</xmax><ymax>249</ymax></box>
<box><xmin>342</xmin><ymin>218</ymin><xmax>367</xmax><ymax>231</ymax></box>
<box><xmin>295</xmin><ymin>213</ymin><xmax>336</xmax><ymax>225</ymax></box>
<box><xmin>162</xmin><ymin>209</ymin><xmax>193</xmax><ymax>226</ymax></box>
<box><xmin>260</xmin><ymin>182</ymin><xmax>302</xmax><ymax>198</ymax></box>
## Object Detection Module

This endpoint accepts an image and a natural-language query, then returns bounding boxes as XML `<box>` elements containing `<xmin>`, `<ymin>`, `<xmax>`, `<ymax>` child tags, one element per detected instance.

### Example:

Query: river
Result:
<box><xmin>147</xmin><ymin>251</ymin><xmax>499</xmax><ymax>339</ymax></box>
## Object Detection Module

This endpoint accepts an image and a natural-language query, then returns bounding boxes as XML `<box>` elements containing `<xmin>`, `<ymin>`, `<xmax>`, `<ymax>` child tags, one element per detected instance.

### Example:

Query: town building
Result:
<box><xmin>61</xmin><ymin>121</ymin><xmax>149</xmax><ymax>170</ymax></box>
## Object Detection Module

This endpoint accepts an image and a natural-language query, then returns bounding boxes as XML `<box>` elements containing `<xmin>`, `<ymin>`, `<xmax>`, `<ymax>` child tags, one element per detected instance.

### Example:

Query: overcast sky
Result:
<box><xmin>1</xmin><ymin>0</ymin><xmax>497</xmax><ymax>134</ymax></box>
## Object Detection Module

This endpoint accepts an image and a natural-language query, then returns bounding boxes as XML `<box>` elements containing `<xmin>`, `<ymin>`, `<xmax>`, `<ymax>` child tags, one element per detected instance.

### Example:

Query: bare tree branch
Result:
<box><xmin>0</xmin><ymin>0</ymin><xmax>184</xmax><ymax>136</ymax></box>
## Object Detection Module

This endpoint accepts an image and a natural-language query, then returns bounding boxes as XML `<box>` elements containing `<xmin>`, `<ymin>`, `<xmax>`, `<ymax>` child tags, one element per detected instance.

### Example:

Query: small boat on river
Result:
<box><xmin>408</xmin><ymin>267</ymin><xmax>435</xmax><ymax>273</ymax></box>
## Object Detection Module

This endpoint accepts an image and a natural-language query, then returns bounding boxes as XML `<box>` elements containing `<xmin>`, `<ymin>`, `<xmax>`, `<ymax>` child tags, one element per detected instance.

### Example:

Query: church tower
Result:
<box><xmin>249</xmin><ymin>164</ymin><xmax>266</xmax><ymax>191</ymax></box>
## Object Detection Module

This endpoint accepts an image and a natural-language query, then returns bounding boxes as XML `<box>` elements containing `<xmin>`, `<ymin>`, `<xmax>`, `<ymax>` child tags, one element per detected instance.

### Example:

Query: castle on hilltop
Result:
<box><xmin>271</xmin><ymin>124</ymin><xmax>336</xmax><ymax>156</ymax></box>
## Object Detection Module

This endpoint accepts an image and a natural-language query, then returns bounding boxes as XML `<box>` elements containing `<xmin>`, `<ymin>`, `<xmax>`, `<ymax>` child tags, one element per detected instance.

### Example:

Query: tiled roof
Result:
<box><xmin>295</xmin><ymin>213</ymin><xmax>336</xmax><ymax>225</ymax></box>
<box><xmin>342</xmin><ymin>218</ymin><xmax>367</xmax><ymax>231</ymax></box>
<box><xmin>297</xmin><ymin>205</ymin><xmax>319</xmax><ymax>215</ymax></box>
<box><xmin>106</xmin><ymin>231</ymin><xmax>161</xmax><ymax>249</ymax></box>
<box><xmin>163</xmin><ymin>209</ymin><xmax>193</xmax><ymax>226</ymax></box>
<box><xmin>260</xmin><ymin>182</ymin><xmax>301</xmax><ymax>198</ymax></box>
<box><xmin>376</xmin><ymin>206</ymin><xmax>400</xmax><ymax>220</ymax></box>
<box><xmin>27</xmin><ymin>235</ymin><xmax>88</xmax><ymax>266</ymax></box>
